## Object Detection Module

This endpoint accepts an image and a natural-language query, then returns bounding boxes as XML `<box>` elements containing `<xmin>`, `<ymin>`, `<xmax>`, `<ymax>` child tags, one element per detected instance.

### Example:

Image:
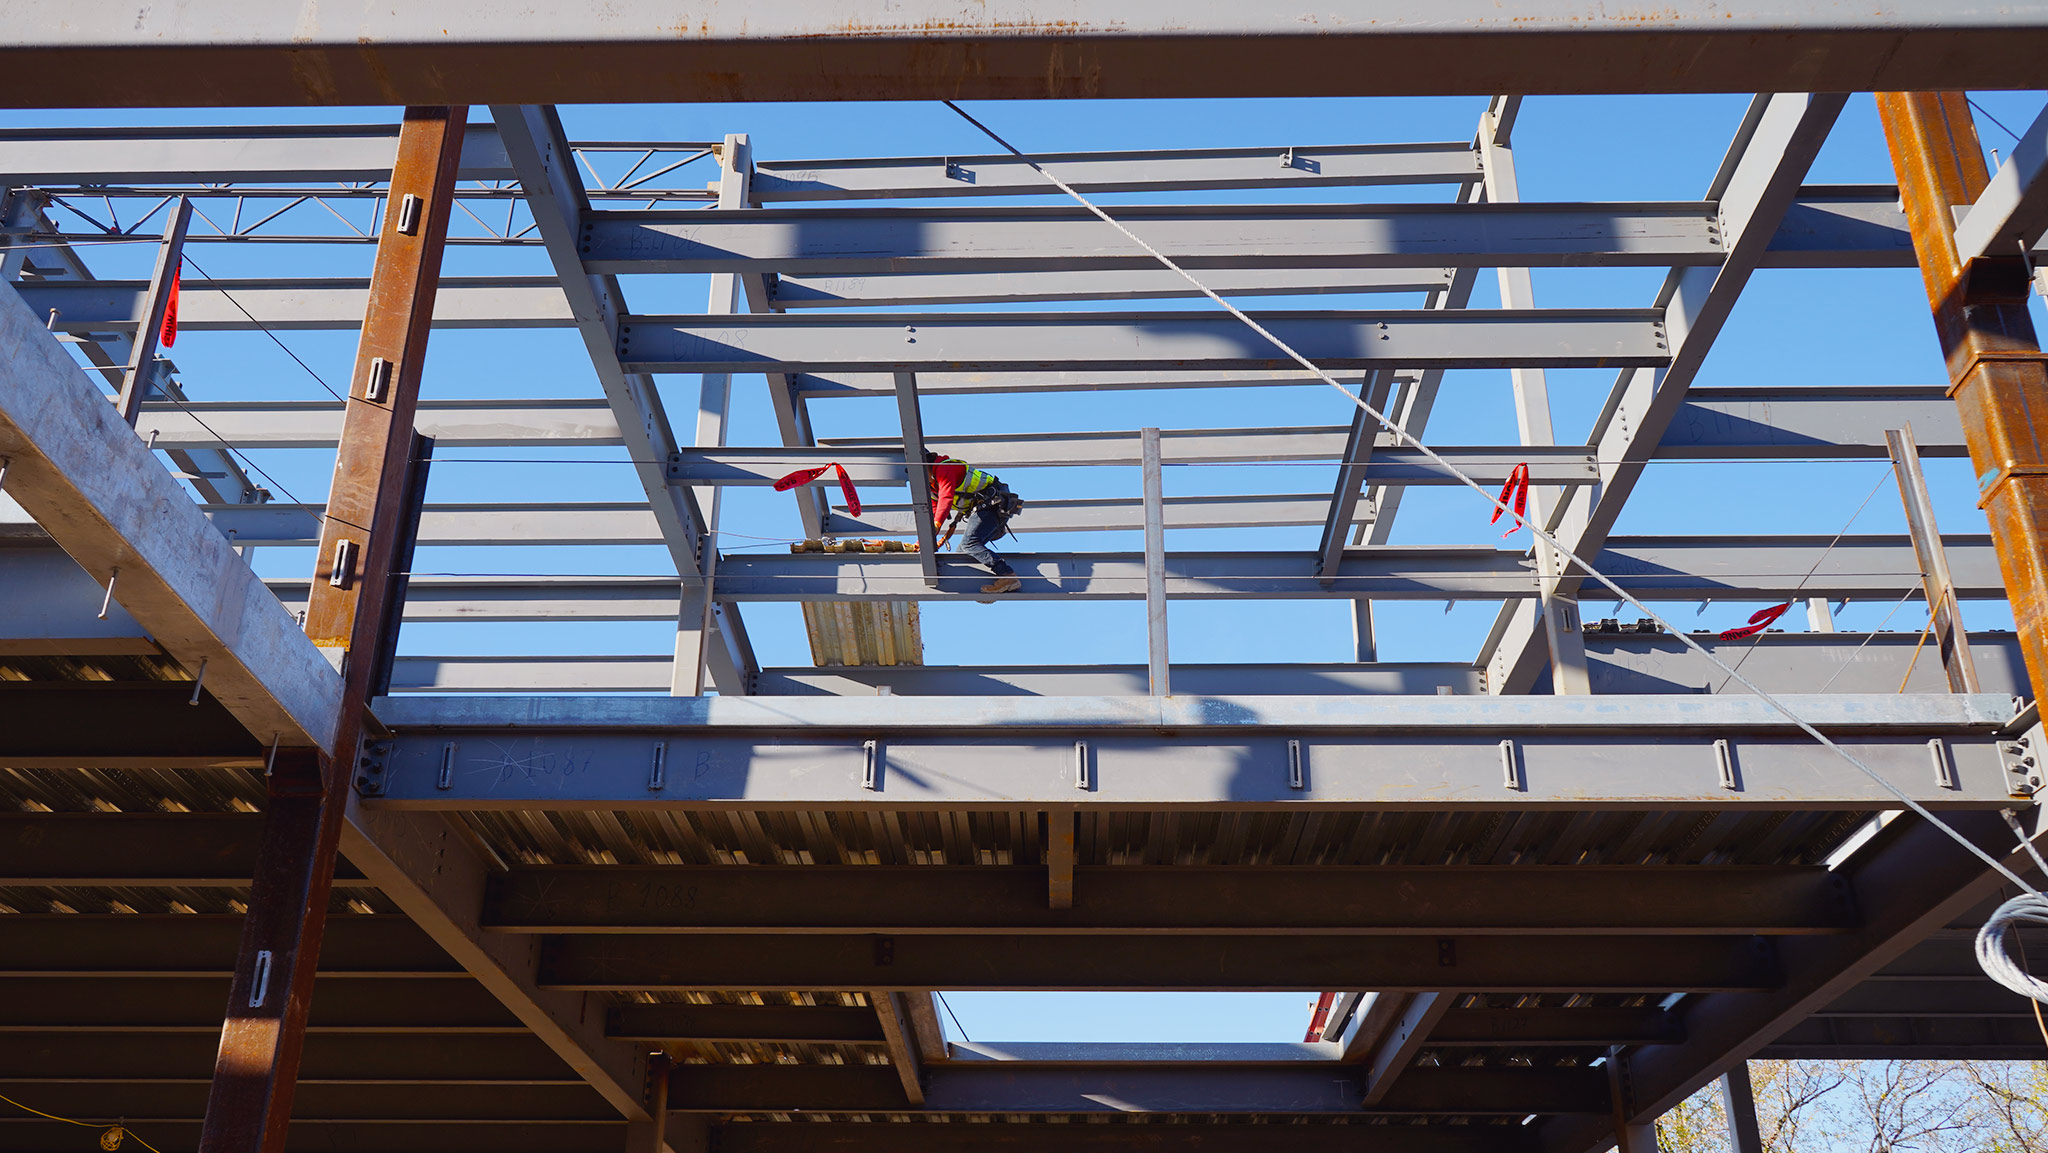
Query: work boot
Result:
<box><xmin>980</xmin><ymin>574</ymin><xmax>1022</xmax><ymax>595</ymax></box>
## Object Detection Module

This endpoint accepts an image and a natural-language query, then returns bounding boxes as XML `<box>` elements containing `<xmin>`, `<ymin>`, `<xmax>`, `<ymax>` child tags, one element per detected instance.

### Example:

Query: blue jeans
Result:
<box><xmin>954</xmin><ymin>504</ymin><xmax>1014</xmax><ymax>576</ymax></box>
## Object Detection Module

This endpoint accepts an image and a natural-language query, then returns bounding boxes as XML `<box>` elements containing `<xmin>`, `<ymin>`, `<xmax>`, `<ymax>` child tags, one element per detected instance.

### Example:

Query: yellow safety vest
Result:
<box><xmin>935</xmin><ymin>457</ymin><xmax>999</xmax><ymax>511</ymax></box>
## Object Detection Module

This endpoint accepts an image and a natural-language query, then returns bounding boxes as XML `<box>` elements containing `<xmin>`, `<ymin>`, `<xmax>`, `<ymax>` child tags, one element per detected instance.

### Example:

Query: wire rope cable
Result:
<box><xmin>1976</xmin><ymin>811</ymin><xmax>2048</xmax><ymax>1010</ymax></box>
<box><xmin>938</xmin><ymin>99</ymin><xmax>2046</xmax><ymax>907</ymax></box>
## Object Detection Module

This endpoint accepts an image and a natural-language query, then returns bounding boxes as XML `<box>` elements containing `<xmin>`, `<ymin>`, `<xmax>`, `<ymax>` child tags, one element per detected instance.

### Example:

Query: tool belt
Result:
<box><xmin>970</xmin><ymin>481</ymin><xmax>1024</xmax><ymax>521</ymax></box>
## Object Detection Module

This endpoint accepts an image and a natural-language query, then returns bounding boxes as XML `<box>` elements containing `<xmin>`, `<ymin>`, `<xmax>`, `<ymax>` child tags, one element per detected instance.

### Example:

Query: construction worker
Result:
<box><xmin>926</xmin><ymin>450</ymin><xmax>1024</xmax><ymax>595</ymax></box>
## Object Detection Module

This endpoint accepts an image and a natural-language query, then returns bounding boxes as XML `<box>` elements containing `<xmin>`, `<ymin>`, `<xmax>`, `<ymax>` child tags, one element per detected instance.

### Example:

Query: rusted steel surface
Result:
<box><xmin>199</xmin><ymin>106</ymin><xmax>466</xmax><ymax>1153</ymax></box>
<box><xmin>1879</xmin><ymin>92</ymin><xmax>2048</xmax><ymax>701</ymax></box>
<box><xmin>6</xmin><ymin>4</ymin><xmax>2048</xmax><ymax>106</ymax></box>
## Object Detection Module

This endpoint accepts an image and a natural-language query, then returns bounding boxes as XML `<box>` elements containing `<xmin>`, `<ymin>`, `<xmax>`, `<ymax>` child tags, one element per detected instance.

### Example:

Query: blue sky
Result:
<box><xmin>9</xmin><ymin>91</ymin><xmax>2043</xmax><ymax>1041</ymax></box>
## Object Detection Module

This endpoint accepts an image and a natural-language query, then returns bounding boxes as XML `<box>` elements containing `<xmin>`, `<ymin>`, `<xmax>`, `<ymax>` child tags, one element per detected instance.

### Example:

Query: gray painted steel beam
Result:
<box><xmin>753</xmin><ymin>663</ymin><xmax>1485</xmax><ymax>697</ymax></box>
<box><xmin>1760</xmin><ymin>187</ymin><xmax>1921</xmax><ymax>268</ymax></box>
<box><xmin>825</xmin><ymin>493</ymin><xmax>1366</xmax><ymax>536</ymax></box>
<box><xmin>711</xmin><ymin>1120</ymin><xmax>1539</xmax><ymax>1153</ymax></box>
<box><xmin>772</xmin><ymin>267</ymin><xmax>1457</xmax><ymax>308</ymax></box>
<box><xmin>1760</xmin><ymin>1015</ymin><xmax>2048</xmax><ymax>1061</ymax></box>
<box><xmin>672</xmin><ymin>443</ymin><xmax>1597</xmax><ymax>485</ymax></box>
<box><xmin>749</xmin><ymin>143</ymin><xmax>1483</xmax><ymax>201</ymax></box>
<box><xmin>357</xmin><ymin>692</ymin><xmax>2025</xmax><ymax>812</ymax></box>
<box><xmin>638</xmin><ymin>537</ymin><xmax>2006</xmax><ymax>603</ymax></box>
<box><xmin>0</xmin><ymin>124</ymin><xmax>513</xmax><ymax>182</ymax></box>
<box><xmin>1953</xmin><ymin>99</ymin><xmax>2048</xmax><ymax>266</ymax></box>
<box><xmin>606</xmin><ymin>1003</ymin><xmax>885</xmax><ymax>1044</ymax></box>
<box><xmin>0</xmin><ymin>1121</ymin><xmax>623</xmax><ymax>1153</ymax></box>
<box><xmin>614</xmin><ymin>310</ymin><xmax>1671</xmax><ymax>374</ymax></box>
<box><xmin>0</xmin><ymin>1083</ymin><xmax>617</xmax><ymax>1124</ymax></box>
<box><xmin>1811</xmin><ymin>978</ymin><xmax>2039</xmax><ymax>1017</ymax></box>
<box><xmin>482</xmin><ymin>864</ymin><xmax>1857</xmax><ymax>935</ymax></box>
<box><xmin>1431</xmin><ymin>1007</ymin><xmax>1684</xmax><ymax>1047</ymax></box>
<box><xmin>0</xmin><ymin>915</ymin><xmax>460</xmax><ymax>976</ymax></box>
<box><xmin>0</xmin><ymin>275</ymin><xmax>342</xmax><ymax>750</ymax></box>
<box><xmin>18</xmin><ymin>277</ymin><xmax>575</xmax><ymax>331</ymax></box>
<box><xmin>1583</xmin><ymin>632</ymin><xmax>2032</xmax><ymax>699</ymax></box>
<box><xmin>1661</xmin><ymin>386</ymin><xmax>1966</xmax><ymax>457</ymax></box>
<box><xmin>11</xmin><ymin>6</ymin><xmax>2048</xmax><ymax>105</ymax></box>
<box><xmin>192</xmin><ymin>503</ymin><xmax>663</xmax><ymax>548</ymax></box>
<box><xmin>942</xmin><ymin>1042</ymin><xmax>1342</xmax><ymax>1063</ymax></box>
<box><xmin>663</xmin><ymin>1063</ymin><xmax>1604</xmax><ymax>1115</ymax></box>
<box><xmin>0</xmin><ymin>812</ymin><xmax>370</xmax><ymax>886</ymax></box>
<box><xmin>578</xmin><ymin>203</ymin><xmax>1729</xmax><ymax>275</ymax></box>
<box><xmin>0</xmin><ymin>1031</ymin><xmax>583</xmax><ymax>1083</ymax></box>
<box><xmin>392</xmin><ymin>657</ymin><xmax>1487</xmax><ymax>696</ymax></box>
<box><xmin>126</xmin><ymin>386</ymin><xmax>1970</xmax><ymax>458</ymax></box>
<box><xmin>542</xmin><ymin>932</ymin><xmax>1776</xmax><ymax>993</ymax></box>
<box><xmin>134</xmin><ymin>398</ymin><xmax>622</xmax><ymax>450</ymax></box>
<box><xmin>0</xmin><ymin>975</ymin><xmax>525</xmax><ymax>1032</ymax></box>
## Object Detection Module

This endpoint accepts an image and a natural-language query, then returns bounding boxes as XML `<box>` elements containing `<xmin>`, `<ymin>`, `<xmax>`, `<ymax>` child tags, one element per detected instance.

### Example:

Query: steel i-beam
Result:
<box><xmin>199</xmin><ymin>105</ymin><xmax>465</xmax><ymax>1153</ymax></box>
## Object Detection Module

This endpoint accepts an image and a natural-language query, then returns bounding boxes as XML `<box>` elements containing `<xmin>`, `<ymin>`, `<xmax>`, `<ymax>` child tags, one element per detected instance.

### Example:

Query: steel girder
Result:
<box><xmin>5</xmin><ymin>3</ymin><xmax>2048</xmax><ymax>105</ymax></box>
<box><xmin>480</xmin><ymin>864</ymin><xmax>1856</xmax><ymax>935</ymax></box>
<box><xmin>542</xmin><ymin>932</ymin><xmax>1777</xmax><ymax>994</ymax></box>
<box><xmin>655</xmin><ymin>1062</ymin><xmax>1608</xmax><ymax>1115</ymax></box>
<box><xmin>118</xmin><ymin>384</ymin><xmax>1967</xmax><ymax>456</ymax></box>
<box><xmin>0</xmin><ymin>124</ymin><xmax>515</xmax><ymax>182</ymax></box>
<box><xmin>576</xmin><ymin>203</ymin><xmax>1732</xmax><ymax>274</ymax></box>
<box><xmin>614</xmin><ymin>309</ymin><xmax>1669</xmax><ymax>374</ymax></box>
<box><xmin>353</xmin><ymin>691</ymin><xmax>2031</xmax><ymax>811</ymax></box>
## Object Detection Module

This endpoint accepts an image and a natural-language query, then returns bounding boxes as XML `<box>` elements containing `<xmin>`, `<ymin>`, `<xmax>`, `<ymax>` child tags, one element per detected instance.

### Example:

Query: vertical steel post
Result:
<box><xmin>1879</xmin><ymin>91</ymin><xmax>2048</xmax><ymax>700</ymax></box>
<box><xmin>1886</xmin><ymin>424</ymin><xmax>1981</xmax><ymax>691</ymax></box>
<box><xmin>199</xmin><ymin>107</ymin><xmax>465</xmax><ymax>1153</ymax></box>
<box><xmin>1352</xmin><ymin>600</ymin><xmax>1378</xmax><ymax>662</ymax></box>
<box><xmin>1719</xmin><ymin>1063</ymin><xmax>1764</xmax><ymax>1153</ymax></box>
<box><xmin>117</xmin><ymin>195</ymin><xmax>191</xmax><ymax>425</ymax></box>
<box><xmin>1481</xmin><ymin>96</ymin><xmax>1590</xmax><ymax>693</ymax></box>
<box><xmin>1141</xmin><ymin>426</ymin><xmax>1170</xmax><ymax>696</ymax></box>
<box><xmin>896</xmin><ymin>372</ymin><xmax>941</xmax><ymax>587</ymax></box>
<box><xmin>1315</xmin><ymin>369</ymin><xmax>1396</xmax><ymax>586</ymax></box>
<box><xmin>1806</xmin><ymin>598</ymin><xmax>1836</xmax><ymax>632</ymax></box>
<box><xmin>624</xmin><ymin>1053</ymin><xmax>670</xmax><ymax>1153</ymax></box>
<box><xmin>673</xmin><ymin>135</ymin><xmax>750</xmax><ymax>696</ymax></box>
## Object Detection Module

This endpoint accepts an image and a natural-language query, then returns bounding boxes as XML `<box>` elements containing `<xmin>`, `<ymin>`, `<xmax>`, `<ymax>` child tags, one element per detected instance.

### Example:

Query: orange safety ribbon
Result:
<box><xmin>159</xmin><ymin>263</ymin><xmax>181</xmax><ymax>348</ymax></box>
<box><xmin>1490</xmin><ymin>461</ymin><xmax>1530</xmax><ymax>536</ymax></box>
<box><xmin>1720</xmin><ymin>601</ymin><xmax>1793</xmax><ymax>641</ymax></box>
<box><xmin>772</xmin><ymin>462</ymin><xmax>862</xmax><ymax>517</ymax></box>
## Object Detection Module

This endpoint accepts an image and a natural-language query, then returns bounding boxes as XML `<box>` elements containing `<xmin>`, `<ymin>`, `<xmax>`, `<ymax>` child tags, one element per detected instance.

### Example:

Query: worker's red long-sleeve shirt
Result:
<box><xmin>928</xmin><ymin>459</ymin><xmax>967</xmax><ymax>521</ymax></box>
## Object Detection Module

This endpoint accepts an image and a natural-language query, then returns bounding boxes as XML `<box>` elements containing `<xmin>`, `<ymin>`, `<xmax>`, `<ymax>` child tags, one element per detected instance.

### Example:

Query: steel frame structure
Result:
<box><xmin>5</xmin><ymin>17</ymin><xmax>2048</xmax><ymax>1153</ymax></box>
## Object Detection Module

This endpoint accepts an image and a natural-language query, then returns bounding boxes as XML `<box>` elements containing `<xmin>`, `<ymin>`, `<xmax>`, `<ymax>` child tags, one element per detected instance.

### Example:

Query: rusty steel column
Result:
<box><xmin>1879</xmin><ymin>92</ymin><xmax>2048</xmax><ymax>701</ymax></box>
<box><xmin>198</xmin><ymin>106</ymin><xmax>465</xmax><ymax>1153</ymax></box>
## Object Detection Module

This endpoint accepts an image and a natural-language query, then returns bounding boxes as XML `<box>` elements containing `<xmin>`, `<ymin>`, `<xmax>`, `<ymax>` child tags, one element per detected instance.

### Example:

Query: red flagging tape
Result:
<box><xmin>772</xmin><ymin>462</ymin><xmax>862</xmax><ymax>517</ymax></box>
<box><xmin>1720</xmin><ymin>601</ymin><xmax>1793</xmax><ymax>641</ymax></box>
<box><xmin>159</xmin><ymin>263</ymin><xmax>180</xmax><ymax>348</ymax></box>
<box><xmin>1490</xmin><ymin>461</ymin><xmax>1530</xmax><ymax>536</ymax></box>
